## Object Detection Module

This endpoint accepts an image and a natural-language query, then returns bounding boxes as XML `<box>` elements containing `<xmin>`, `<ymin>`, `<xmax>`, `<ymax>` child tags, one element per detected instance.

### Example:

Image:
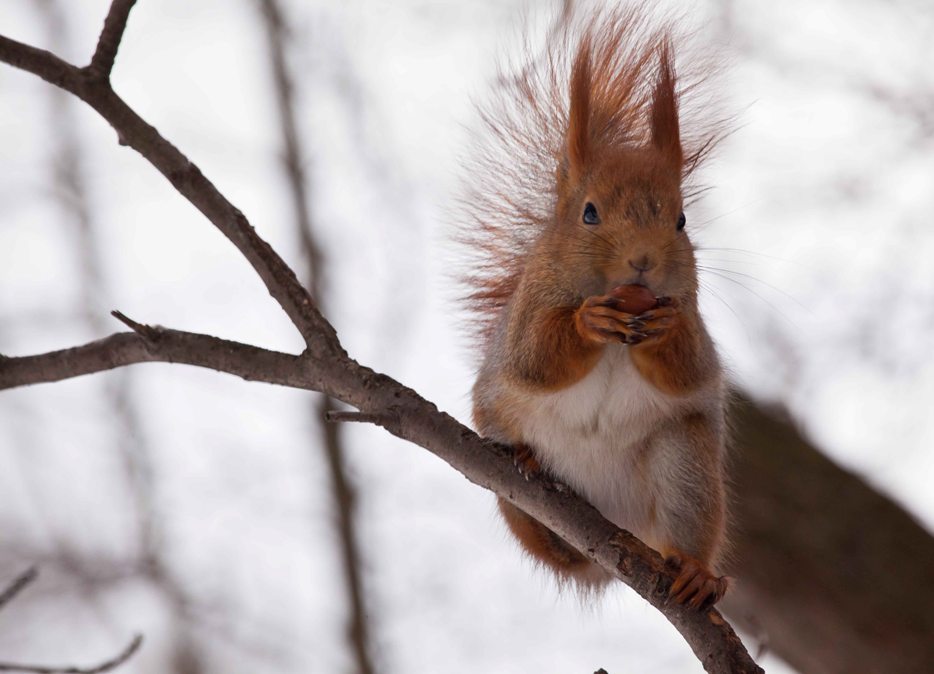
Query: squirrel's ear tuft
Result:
<box><xmin>566</xmin><ymin>38</ymin><xmax>592</xmax><ymax>181</ymax></box>
<box><xmin>650</xmin><ymin>43</ymin><xmax>683</xmax><ymax>172</ymax></box>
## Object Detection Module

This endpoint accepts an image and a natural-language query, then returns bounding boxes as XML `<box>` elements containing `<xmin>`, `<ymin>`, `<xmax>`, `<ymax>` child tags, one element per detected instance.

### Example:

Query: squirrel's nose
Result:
<box><xmin>628</xmin><ymin>254</ymin><xmax>656</xmax><ymax>273</ymax></box>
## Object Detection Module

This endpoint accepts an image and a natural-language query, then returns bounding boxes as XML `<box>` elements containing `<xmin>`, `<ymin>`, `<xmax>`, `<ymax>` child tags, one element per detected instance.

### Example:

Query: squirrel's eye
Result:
<box><xmin>582</xmin><ymin>202</ymin><xmax>600</xmax><ymax>225</ymax></box>
<box><xmin>676</xmin><ymin>212</ymin><xmax>686</xmax><ymax>231</ymax></box>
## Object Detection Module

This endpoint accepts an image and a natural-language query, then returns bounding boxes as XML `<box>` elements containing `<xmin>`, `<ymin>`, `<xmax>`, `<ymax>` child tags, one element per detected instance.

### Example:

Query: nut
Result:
<box><xmin>610</xmin><ymin>284</ymin><xmax>658</xmax><ymax>314</ymax></box>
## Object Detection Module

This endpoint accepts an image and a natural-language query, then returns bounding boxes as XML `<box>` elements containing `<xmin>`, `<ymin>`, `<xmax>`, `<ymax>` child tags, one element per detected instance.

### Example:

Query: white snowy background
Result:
<box><xmin>1</xmin><ymin>1</ymin><xmax>932</xmax><ymax>673</ymax></box>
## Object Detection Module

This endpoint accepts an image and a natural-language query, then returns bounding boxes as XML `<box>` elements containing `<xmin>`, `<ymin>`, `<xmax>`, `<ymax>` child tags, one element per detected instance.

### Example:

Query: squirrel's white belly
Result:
<box><xmin>515</xmin><ymin>345</ymin><xmax>682</xmax><ymax>540</ymax></box>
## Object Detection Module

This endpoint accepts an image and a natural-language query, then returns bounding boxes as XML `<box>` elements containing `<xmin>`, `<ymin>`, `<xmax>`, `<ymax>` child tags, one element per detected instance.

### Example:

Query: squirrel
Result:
<box><xmin>461</xmin><ymin>5</ymin><xmax>729</xmax><ymax>608</ymax></box>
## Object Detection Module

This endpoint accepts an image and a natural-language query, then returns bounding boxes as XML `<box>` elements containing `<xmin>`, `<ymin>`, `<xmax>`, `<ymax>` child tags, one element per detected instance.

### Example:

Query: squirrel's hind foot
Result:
<box><xmin>512</xmin><ymin>443</ymin><xmax>542</xmax><ymax>480</ymax></box>
<box><xmin>665</xmin><ymin>553</ymin><xmax>729</xmax><ymax>610</ymax></box>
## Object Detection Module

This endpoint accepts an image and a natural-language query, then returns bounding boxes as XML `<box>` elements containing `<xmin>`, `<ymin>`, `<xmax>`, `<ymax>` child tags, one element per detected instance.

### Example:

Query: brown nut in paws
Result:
<box><xmin>609</xmin><ymin>284</ymin><xmax>659</xmax><ymax>315</ymax></box>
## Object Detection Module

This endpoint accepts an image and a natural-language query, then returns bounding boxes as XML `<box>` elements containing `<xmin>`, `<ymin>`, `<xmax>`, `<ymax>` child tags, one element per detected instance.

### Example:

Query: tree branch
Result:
<box><xmin>0</xmin><ymin>635</ymin><xmax>142</xmax><ymax>674</ymax></box>
<box><xmin>0</xmin><ymin>12</ymin><xmax>762</xmax><ymax>673</ymax></box>
<box><xmin>87</xmin><ymin>0</ymin><xmax>137</xmax><ymax>79</ymax></box>
<box><xmin>0</xmin><ymin>318</ymin><xmax>762</xmax><ymax>673</ymax></box>
<box><xmin>0</xmin><ymin>324</ymin><xmax>311</xmax><ymax>392</ymax></box>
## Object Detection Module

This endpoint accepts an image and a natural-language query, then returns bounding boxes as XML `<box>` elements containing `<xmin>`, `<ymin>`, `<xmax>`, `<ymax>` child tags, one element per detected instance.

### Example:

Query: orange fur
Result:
<box><xmin>462</xmin><ymin>4</ymin><xmax>729</xmax><ymax>607</ymax></box>
<box><xmin>511</xmin><ymin>304</ymin><xmax>603</xmax><ymax>390</ymax></box>
<box><xmin>630</xmin><ymin>303</ymin><xmax>720</xmax><ymax>395</ymax></box>
<box><xmin>498</xmin><ymin>499</ymin><xmax>592</xmax><ymax>578</ymax></box>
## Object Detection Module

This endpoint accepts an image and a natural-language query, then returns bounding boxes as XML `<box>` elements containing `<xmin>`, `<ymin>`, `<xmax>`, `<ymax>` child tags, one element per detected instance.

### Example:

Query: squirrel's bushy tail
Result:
<box><xmin>457</xmin><ymin>2</ymin><xmax>723</xmax><ymax>349</ymax></box>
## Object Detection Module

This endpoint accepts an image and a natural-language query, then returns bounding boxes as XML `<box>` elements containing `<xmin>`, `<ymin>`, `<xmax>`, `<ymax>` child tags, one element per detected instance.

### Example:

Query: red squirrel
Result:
<box><xmin>462</xmin><ymin>6</ymin><xmax>728</xmax><ymax>608</ymax></box>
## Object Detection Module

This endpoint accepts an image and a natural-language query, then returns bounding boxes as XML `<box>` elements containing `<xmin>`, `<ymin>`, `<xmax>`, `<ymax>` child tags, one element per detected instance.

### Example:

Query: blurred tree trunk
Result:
<box><xmin>724</xmin><ymin>393</ymin><xmax>934</xmax><ymax>674</ymax></box>
<box><xmin>257</xmin><ymin>2</ymin><xmax>376</xmax><ymax>673</ymax></box>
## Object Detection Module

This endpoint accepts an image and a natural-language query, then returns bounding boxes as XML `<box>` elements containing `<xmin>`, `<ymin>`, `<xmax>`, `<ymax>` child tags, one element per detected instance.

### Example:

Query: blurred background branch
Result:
<box><xmin>0</xmin><ymin>569</ymin><xmax>141</xmax><ymax>674</ymax></box>
<box><xmin>0</xmin><ymin>634</ymin><xmax>142</xmax><ymax>674</ymax></box>
<box><xmin>0</xmin><ymin>569</ymin><xmax>38</xmax><ymax>611</ymax></box>
<box><xmin>35</xmin><ymin>1</ymin><xmax>205</xmax><ymax>671</ymax></box>
<box><xmin>256</xmin><ymin>1</ymin><xmax>375</xmax><ymax>672</ymax></box>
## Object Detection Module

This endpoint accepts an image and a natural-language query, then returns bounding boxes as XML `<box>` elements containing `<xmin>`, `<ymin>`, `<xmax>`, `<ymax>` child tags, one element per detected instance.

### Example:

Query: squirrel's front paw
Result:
<box><xmin>665</xmin><ymin>553</ymin><xmax>729</xmax><ymax>610</ymax></box>
<box><xmin>574</xmin><ymin>294</ymin><xmax>673</xmax><ymax>345</ymax></box>
<box><xmin>629</xmin><ymin>299</ymin><xmax>678</xmax><ymax>345</ymax></box>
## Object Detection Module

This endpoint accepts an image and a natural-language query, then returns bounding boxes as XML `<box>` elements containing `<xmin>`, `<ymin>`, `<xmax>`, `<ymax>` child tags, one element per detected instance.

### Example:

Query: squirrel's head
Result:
<box><xmin>551</xmin><ymin>41</ymin><xmax>697</xmax><ymax>302</ymax></box>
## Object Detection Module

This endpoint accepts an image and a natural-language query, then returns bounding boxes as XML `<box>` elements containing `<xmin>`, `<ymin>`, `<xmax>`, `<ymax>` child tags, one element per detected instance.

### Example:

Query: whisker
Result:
<box><xmin>689</xmin><ymin>200</ymin><xmax>768</xmax><ymax>227</ymax></box>
<box><xmin>697</xmin><ymin>265</ymin><xmax>807</xmax><ymax>312</ymax></box>
<box><xmin>697</xmin><ymin>278</ymin><xmax>752</xmax><ymax>340</ymax></box>
<box><xmin>695</xmin><ymin>246</ymin><xmax>801</xmax><ymax>266</ymax></box>
<box><xmin>701</xmin><ymin>279</ymin><xmax>762</xmax><ymax>348</ymax></box>
<box><xmin>698</xmin><ymin>268</ymin><xmax>799</xmax><ymax>331</ymax></box>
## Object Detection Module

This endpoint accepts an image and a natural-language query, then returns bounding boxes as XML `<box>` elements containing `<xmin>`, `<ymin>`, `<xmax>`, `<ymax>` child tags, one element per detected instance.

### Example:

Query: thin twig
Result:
<box><xmin>0</xmin><ymin>634</ymin><xmax>143</xmax><ymax>674</ymax></box>
<box><xmin>87</xmin><ymin>0</ymin><xmax>137</xmax><ymax>79</ymax></box>
<box><xmin>0</xmin><ymin>568</ymin><xmax>38</xmax><ymax>610</ymax></box>
<box><xmin>110</xmin><ymin>310</ymin><xmax>159</xmax><ymax>342</ymax></box>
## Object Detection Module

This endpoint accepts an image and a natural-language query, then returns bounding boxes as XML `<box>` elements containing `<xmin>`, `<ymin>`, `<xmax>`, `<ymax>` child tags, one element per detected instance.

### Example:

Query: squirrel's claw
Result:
<box><xmin>512</xmin><ymin>444</ymin><xmax>541</xmax><ymax>480</ymax></box>
<box><xmin>627</xmin><ymin>304</ymin><xmax>678</xmax><ymax>345</ymax></box>
<box><xmin>665</xmin><ymin>554</ymin><xmax>729</xmax><ymax>610</ymax></box>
